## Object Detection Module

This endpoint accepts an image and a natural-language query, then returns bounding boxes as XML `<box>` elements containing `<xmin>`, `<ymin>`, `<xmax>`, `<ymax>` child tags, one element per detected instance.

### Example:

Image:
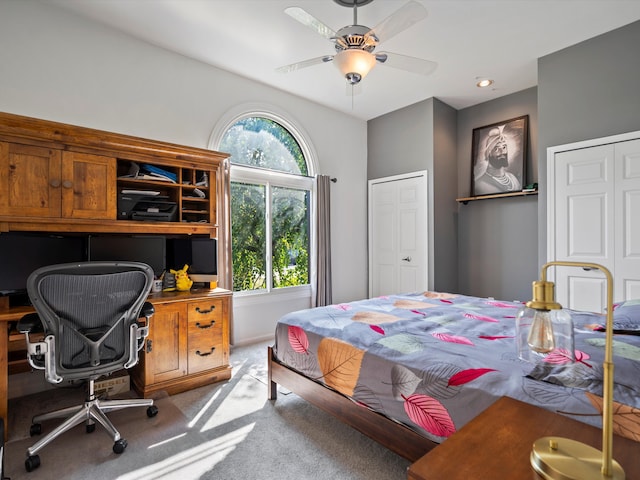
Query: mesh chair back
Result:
<box><xmin>27</xmin><ymin>261</ymin><xmax>153</xmax><ymax>381</ymax></box>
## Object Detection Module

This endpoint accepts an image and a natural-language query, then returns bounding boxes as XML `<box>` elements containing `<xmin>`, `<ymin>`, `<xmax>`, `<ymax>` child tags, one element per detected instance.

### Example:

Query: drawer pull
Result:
<box><xmin>195</xmin><ymin>347</ymin><xmax>216</xmax><ymax>357</ymax></box>
<box><xmin>195</xmin><ymin>321</ymin><xmax>215</xmax><ymax>329</ymax></box>
<box><xmin>195</xmin><ymin>305</ymin><xmax>216</xmax><ymax>314</ymax></box>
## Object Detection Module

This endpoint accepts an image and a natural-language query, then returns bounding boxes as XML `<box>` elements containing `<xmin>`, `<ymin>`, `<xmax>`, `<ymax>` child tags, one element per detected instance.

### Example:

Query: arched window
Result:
<box><xmin>218</xmin><ymin>113</ymin><xmax>315</xmax><ymax>294</ymax></box>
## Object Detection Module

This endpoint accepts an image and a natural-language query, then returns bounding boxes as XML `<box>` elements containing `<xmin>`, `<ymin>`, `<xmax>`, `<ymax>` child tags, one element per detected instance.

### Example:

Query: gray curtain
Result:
<box><xmin>315</xmin><ymin>175</ymin><xmax>332</xmax><ymax>307</ymax></box>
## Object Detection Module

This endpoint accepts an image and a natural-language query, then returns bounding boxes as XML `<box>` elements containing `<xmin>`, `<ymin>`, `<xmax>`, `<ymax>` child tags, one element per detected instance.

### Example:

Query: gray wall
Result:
<box><xmin>537</xmin><ymin>20</ymin><xmax>640</xmax><ymax>264</ymax></box>
<box><xmin>456</xmin><ymin>88</ymin><xmax>539</xmax><ymax>301</ymax></box>
<box><xmin>368</xmin><ymin>100</ymin><xmax>433</xmax><ymax>180</ymax></box>
<box><xmin>368</xmin><ymin>98</ymin><xmax>458</xmax><ymax>293</ymax></box>
<box><xmin>370</xmin><ymin>19</ymin><xmax>640</xmax><ymax>303</ymax></box>
<box><xmin>432</xmin><ymin>99</ymin><xmax>458</xmax><ymax>293</ymax></box>
<box><xmin>368</xmin><ymin>88</ymin><xmax>538</xmax><ymax>301</ymax></box>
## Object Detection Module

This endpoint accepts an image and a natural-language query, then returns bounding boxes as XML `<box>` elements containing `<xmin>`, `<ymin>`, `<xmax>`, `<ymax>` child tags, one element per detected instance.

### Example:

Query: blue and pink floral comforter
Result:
<box><xmin>273</xmin><ymin>291</ymin><xmax>640</xmax><ymax>444</ymax></box>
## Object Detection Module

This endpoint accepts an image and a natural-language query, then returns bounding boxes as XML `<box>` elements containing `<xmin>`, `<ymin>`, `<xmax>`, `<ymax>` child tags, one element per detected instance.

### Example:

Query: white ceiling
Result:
<box><xmin>48</xmin><ymin>0</ymin><xmax>640</xmax><ymax>121</ymax></box>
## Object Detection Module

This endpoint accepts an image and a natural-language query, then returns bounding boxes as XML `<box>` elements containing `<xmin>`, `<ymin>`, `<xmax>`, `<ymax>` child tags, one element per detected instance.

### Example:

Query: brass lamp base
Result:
<box><xmin>531</xmin><ymin>437</ymin><xmax>624</xmax><ymax>479</ymax></box>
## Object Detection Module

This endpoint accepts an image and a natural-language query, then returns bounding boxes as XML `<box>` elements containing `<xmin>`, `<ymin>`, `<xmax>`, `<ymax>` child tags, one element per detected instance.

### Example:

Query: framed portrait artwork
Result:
<box><xmin>470</xmin><ymin>115</ymin><xmax>528</xmax><ymax>197</ymax></box>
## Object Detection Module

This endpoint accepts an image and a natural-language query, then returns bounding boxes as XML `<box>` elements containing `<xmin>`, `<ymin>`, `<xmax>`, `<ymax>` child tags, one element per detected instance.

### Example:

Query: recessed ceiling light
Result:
<box><xmin>476</xmin><ymin>79</ymin><xmax>494</xmax><ymax>88</ymax></box>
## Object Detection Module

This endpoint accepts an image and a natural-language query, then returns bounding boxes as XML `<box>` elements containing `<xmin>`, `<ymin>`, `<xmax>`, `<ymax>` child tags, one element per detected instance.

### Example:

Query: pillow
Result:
<box><xmin>609</xmin><ymin>299</ymin><xmax>640</xmax><ymax>332</ymax></box>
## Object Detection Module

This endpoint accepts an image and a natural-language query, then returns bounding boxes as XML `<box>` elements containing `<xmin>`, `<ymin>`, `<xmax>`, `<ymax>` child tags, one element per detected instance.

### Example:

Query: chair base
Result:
<box><xmin>25</xmin><ymin>382</ymin><xmax>155</xmax><ymax>463</ymax></box>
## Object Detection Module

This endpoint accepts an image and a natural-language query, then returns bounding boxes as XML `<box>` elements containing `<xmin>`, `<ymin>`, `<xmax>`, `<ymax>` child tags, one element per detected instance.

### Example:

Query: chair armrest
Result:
<box><xmin>17</xmin><ymin>312</ymin><xmax>48</xmax><ymax>372</ymax></box>
<box><xmin>17</xmin><ymin>312</ymin><xmax>43</xmax><ymax>334</ymax></box>
<box><xmin>137</xmin><ymin>301</ymin><xmax>154</xmax><ymax>336</ymax></box>
<box><xmin>132</xmin><ymin>302</ymin><xmax>154</xmax><ymax>355</ymax></box>
<box><xmin>140</xmin><ymin>302</ymin><xmax>155</xmax><ymax>318</ymax></box>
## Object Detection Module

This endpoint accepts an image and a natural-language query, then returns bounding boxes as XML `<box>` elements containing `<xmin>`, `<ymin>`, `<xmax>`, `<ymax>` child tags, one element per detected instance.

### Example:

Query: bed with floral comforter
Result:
<box><xmin>272</xmin><ymin>291</ymin><xmax>640</xmax><ymax>445</ymax></box>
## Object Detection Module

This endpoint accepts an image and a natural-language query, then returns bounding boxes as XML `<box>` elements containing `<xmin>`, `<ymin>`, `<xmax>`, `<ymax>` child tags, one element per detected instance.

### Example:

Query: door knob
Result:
<box><xmin>402</xmin><ymin>256</ymin><xmax>412</xmax><ymax>262</ymax></box>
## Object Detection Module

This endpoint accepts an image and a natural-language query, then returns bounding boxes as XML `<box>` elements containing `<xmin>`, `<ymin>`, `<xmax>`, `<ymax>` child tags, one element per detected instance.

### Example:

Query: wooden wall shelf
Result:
<box><xmin>456</xmin><ymin>190</ymin><xmax>538</xmax><ymax>204</ymax></box>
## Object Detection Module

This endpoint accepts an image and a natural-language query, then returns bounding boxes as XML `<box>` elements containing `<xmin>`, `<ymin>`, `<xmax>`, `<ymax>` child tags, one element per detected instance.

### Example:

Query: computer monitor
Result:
<box><xmin>0</xmin><ymin>233</ymin><xmax>85</xmax><ymax>297</ymax></box>
<box><xmin>88</xmin><ymin>235</ymin><xmax>166</xmax><ymax>278</ymax></box>
<box><xmin>167</xmin><ymin>237</ymin><xmax>217</xmax><ymax>282</ymax></box>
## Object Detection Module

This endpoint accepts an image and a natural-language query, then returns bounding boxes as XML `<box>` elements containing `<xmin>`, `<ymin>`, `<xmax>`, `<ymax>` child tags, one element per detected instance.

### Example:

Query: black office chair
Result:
<box><xmin>17</xmin><ymin>261</ymin><xmax>159</xmax><ymax>472</ymax></box>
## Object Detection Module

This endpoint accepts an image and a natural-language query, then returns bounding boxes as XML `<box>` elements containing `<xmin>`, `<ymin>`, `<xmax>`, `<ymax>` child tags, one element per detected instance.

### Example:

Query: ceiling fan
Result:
<box><xmin>276</xmin><ymin>0</ymin><xmax>437</xmax><ymax>86</ymax></box>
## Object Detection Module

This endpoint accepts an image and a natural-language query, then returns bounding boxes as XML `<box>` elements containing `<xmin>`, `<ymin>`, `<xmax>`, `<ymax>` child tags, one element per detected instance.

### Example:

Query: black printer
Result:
<box><xmin>118</xmin><ymin>191</ymin><xmax>177</xmax><ymax>222</ymax></box>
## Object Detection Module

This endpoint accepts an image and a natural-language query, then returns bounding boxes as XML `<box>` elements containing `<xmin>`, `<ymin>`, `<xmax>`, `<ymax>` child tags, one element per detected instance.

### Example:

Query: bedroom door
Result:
<box><xmin>548</xmin><ymin>135</ymin><xmax>640</xmax><ymax>311</ymax></box>
<box><xmin>368</xmin><ymin>171</ymin><xmax>428</xmax><ymax>297</ymax></box>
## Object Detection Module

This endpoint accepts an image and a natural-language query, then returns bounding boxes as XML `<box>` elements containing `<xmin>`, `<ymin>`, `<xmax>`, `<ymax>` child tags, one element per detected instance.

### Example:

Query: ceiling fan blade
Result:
<box><xmin>284</xmin><ymin>7</ymin><xmax>336</xmax><ymax>40</ymax></box>
<box><xmin>375</xmin><ymin>51</ymin><xmax>437</xmax><ymax>76</ymax></box>
<box><xmin>276</xmin><ymin>55</ymin><xmax>334</xmax><ymax>74</ymax></box>
<box><xmin>366</xmin><ymin>1</ymin><xmax>427</xmax><ymax>43</ymax></box>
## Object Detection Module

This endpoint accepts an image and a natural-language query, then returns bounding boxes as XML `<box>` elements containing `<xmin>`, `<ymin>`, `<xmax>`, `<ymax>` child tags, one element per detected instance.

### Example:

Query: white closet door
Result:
<box><xmin>553</xmin><ymin>144</ymin><xmax>614</xmax><ymax>312</ymax></box>
<box><xmin>551</xmin><ymin>135</ymin><xmax>640</xmax><ymax>311</ymax></box>
<box><xmin>368</xmin><ymin>172</ymin><xmax>428</xmax><ymax>298</ymax></box>
<box><xmin>615</xmin><ymin>139</ymin><xmax>640</xmax><ymax>301</ymax></box>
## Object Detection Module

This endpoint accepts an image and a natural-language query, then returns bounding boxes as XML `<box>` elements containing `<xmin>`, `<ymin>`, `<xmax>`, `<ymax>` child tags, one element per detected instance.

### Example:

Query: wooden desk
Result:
<box><xmin>408</xmin><ymin>396</ymin><xmax>640</xmax><ymax>480</ymax></box>
<box><xmin>0</xmin><ymin>288</ymin><xmax>231</xmax><ymax>442</ymax></box>
<box><xmin>0</xmin><ymin>303</ymin><xmax>32</xmax><ymax>442</ymax></box>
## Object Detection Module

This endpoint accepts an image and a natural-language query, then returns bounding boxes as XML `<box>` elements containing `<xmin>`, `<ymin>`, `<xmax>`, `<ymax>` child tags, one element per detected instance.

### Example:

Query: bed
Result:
<box><xmin>267</xmin><ymin>291</ymin><xmax>640</xmax><ymax>462</ymax></box>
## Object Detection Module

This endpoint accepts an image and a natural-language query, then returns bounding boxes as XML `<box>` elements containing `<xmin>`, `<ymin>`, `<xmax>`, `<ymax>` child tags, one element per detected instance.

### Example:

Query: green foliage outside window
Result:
<box><xmin>272</xmin><ymin>187</ymin><xmax>309</xmax><ymax>288</ymax></box>
<box><xmin>230</xmin><ymin>182</ymin><xmax>266</xmax><ymax>291</ymax></box>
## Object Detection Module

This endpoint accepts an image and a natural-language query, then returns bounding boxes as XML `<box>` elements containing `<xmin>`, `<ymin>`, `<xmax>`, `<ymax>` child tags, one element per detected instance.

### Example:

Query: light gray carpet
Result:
<box><xmin>5</xmin><ymin>341</ymin><xmax>410</xmax><ymax>479</ymax></box>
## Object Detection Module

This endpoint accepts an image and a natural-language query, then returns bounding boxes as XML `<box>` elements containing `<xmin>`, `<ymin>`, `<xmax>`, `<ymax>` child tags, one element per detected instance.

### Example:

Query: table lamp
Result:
<box><xmin>515</xmin><ymin>261</ymin><xmax>624</xmax><ymax>479</ymax></box>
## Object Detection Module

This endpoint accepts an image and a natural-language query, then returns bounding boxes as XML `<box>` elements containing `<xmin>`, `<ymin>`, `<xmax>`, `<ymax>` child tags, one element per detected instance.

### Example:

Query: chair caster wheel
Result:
<box><xmin>29</xmin><ymin>423</ymin><xmax>42</xmax><ymax>436</ymax></box>
<box><xmin>86</xmin><ymin>423</ymin><xmax>96</xmax><ymax>433</ymax></box>
<box><xmin>113</xmin><ymin>438</ymin><xmax>128</xmax><ymax>454</ymax></box>
<box><xmin>25</xmin><ymin>454</ymin><xmax>41</xmax><ymax>472</ymax></box>
<box><xmin>147</xmin><ymin>405</ymin><xmax>159</xmax><ymax>417</ymax></box>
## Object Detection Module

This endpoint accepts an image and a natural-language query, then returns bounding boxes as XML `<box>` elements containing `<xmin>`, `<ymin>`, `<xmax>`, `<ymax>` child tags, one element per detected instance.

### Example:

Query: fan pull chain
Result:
<box><xmin>351</xmin><ymin>83</ymin><xmax>355</xmax><ymax>110</ymax></box>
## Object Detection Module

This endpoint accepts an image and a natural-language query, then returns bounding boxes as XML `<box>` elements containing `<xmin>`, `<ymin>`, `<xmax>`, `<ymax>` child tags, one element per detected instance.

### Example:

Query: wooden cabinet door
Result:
<box><xmin>61</xmin><ymin>152</ymin><xmax>117</xmax><ymax>219</ymax></box>
<box><xmin>0</xmin><ymin>142</ymin><xmax>62</xmax><ymax>217</ymax></box>
<box><xmin>145</xmin><ymin>301</ymin><xmax>188</xmax><ymax>384</ymax></box>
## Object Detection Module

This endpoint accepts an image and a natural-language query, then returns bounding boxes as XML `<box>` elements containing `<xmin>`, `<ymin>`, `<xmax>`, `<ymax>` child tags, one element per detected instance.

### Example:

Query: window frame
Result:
<box><xmin>211</xmin><ymin>105</ymin><xmax>318</xmax><ymax>299</ymax></box>
<box><xmin>232</xmin><ymin>166</ymin><xmax>313</xmax><ymax>297</ymax></box>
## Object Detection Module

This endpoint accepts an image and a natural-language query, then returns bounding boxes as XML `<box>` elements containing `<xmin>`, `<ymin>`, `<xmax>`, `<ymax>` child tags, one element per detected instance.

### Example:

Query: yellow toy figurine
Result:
<box><xmin>173</xmin><ymin>264</ymin><xmax>193</xmax><ymax>291</ymax></box>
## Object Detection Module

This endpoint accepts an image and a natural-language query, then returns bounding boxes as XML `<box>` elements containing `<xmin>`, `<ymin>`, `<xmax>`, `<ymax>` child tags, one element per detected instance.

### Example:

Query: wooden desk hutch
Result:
<box><xmin>0</xmin><ymin>112</ymin><xmax>233</xmax><ymax>438</ymax></box>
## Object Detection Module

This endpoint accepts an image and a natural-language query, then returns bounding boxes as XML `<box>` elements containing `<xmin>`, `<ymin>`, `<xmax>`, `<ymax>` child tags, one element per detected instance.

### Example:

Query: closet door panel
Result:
<box><xmin>554</xmin><ymin>145</ymin><xmax>614</xmax><ymax>309</ymax></box>
<box><xmin>369</xmin><ymin>172</ymin><xmax>428</xmax><ymax>298</ymax></box>
<box><xmin>615</xmin><ymin>139</ymin><xmax>640</xmax><ymax>301</ymax></box>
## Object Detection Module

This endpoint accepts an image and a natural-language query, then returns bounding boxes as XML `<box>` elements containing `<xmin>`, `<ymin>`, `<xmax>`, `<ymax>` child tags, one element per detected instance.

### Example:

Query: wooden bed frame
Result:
<box><xmin>267</xmin><ymin>346</ymin><xmax>437</xmax><ymax>463</ymax></box>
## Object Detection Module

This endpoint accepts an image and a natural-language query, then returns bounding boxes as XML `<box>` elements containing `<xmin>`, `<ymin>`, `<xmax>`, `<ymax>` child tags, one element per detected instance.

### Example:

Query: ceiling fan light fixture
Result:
<box><xmin>333</xmin><ymin>49</ymin><xmax>376</xmax><ymax>84</ymax></box>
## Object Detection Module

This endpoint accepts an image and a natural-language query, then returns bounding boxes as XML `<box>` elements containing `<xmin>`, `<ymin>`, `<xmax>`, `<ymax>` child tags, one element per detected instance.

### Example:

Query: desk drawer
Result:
<box><xmin>187</xmin><ymin>299</ymin><xmax>224</xmax><ymax>373</ymax></box>
<box><xmin>187</xmin><ymin>299</ymin><xmax>222</xmax><ymax>327</ymax></box>
<box><xmin>188</xmin><ymin>332</ymin><xmax>223</xmax><ymax>373</ymax></box>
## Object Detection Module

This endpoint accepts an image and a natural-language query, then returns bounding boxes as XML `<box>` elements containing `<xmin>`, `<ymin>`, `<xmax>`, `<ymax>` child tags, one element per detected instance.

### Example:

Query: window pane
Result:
<box><xmin>272</xmin><ymin>186</ymin><xmax>309</xmax><ymax>288</ymax></box>
<box><xmin>221</xmin><ymin>117</ymin><xmax>307</xmax><ymax>176</ymax></box>
<box><xmin>231</xmin><ymin>182</ymin><xmax>266</xmax><ymax>291</ymax></box>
